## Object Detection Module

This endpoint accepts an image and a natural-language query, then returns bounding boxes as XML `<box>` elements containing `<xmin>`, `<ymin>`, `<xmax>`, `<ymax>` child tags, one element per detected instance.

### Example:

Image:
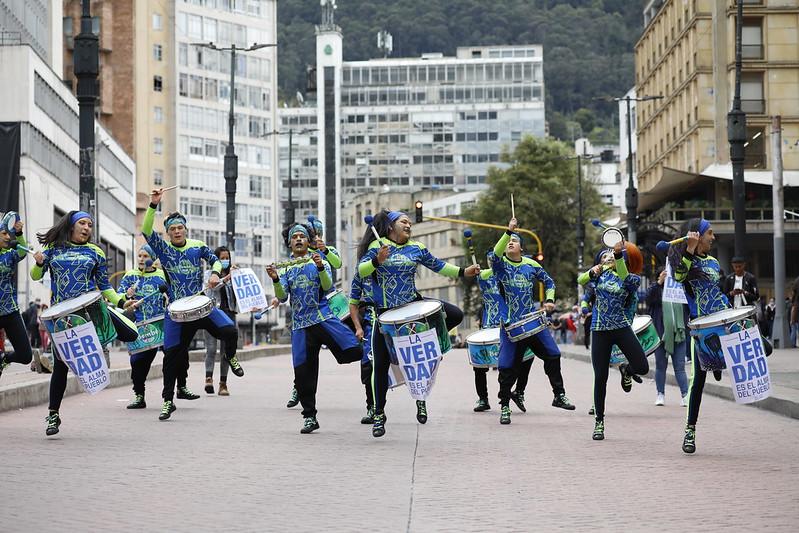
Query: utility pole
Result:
<box><xmin>771</xmin><ymin>116</ymin><xmax>787</xmax><ymax>348</ymax></box>
<box><xmin>263</xmin><ymin>128</ymin><xmax>317</xmax><ymax>226</ymax></box>
<box><xmin>728</xmin><ymin>0</ymin><xmax>748</xmax><ymax>258</ymax></box>
<box><xmin>74</xmin><ymin>0</ymin><xmax>98</xmax><ymax>215</ymax></box>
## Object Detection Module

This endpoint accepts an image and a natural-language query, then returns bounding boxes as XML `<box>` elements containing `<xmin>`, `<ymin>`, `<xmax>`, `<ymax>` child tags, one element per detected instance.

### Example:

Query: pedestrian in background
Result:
<box><xmin>203</xmin><ymin>246</ymin><xmax>237</xmax><ymax>396</ymax></box>
<box><xmin>721</xmin><ymin>257</ymin><xmax>759</xmax><ymax>309</ymax></box>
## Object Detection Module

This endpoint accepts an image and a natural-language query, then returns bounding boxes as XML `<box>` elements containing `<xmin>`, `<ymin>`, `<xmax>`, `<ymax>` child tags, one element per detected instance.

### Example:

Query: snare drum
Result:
<box><xmin>168</xmin><ymin>295</ymin><xmax>214</xmax><ymax>322</ymax></box>
<box><xmin>504</xmin><ymin>310</ymin><xmax>547</xmax><ymax>342</ymax></box>
<box><xmin>609</xmin><ymin>315</ymin><xmax>662</xmax><ymax>364</ymax></box>
<box><xmin>325</xmin><ymin>289</ymin><xmax>350</xmax><ymax>321</ymax></box>
<box><xmin>378</xmin><ymin>300</ymin><xmax>451</xmax><ymax>365</ymax></box>
<box><xmin>688</xmin><ymin>306</ymin><xmax>757</xmax><ymax>371</ymax></box>
<box><xmin>466</xmin><ymin>328</ymin><xmax>500</xmax><ymax>367</ymax></box>
<box><xmin>40</xmin><ymin>291</ymin><xmax>117</xmax><ymax>346</ymax></box>
<box><xmin>126</xmin><ymin>316</ymin><xmax>165</xmax><ymax>355</ymax></box>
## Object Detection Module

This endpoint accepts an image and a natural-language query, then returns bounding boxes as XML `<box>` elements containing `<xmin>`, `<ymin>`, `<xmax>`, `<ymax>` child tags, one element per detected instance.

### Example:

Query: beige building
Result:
<box><xmin>634</xmin><ymin>0</ymin><xmax>799</xmax><ymax>284</ymax></box>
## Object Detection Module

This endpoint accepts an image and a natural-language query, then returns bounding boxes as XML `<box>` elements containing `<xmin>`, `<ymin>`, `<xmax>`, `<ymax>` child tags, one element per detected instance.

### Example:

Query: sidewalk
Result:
<box><xmin>558</xmin><ymin>342</ymin><xmax>799</xmax><ymax>419</ymax></box>
<box><xmin>0</xmin><ymin>344</ymin><xmax>290</xmax><ymax>413</ymax></box>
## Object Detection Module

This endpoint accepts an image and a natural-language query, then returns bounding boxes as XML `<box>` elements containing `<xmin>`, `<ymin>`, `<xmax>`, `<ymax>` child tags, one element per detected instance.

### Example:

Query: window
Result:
<box><xmin>740</xmin><ymin>72</ymin><xmax>764</xmax><ymax>114</ymax></box>
<box><xmin>744</xmin><ymin>127</ymin><xmax>766</xmax><ymax>169</ymax></box>
<box><xmin>63</xmin><ymin>17</ymin><xmax>73</xmax><ymax>47</ymax></box>
<box><xmin>250</xmin><ymin>175</ymin><xmax>264</xmax><ymax>198</ymax></box>
<box><xmin>153</xmin><ymin>13</ymin><xmax>163</xmax><ymax>30</ymax></box>
<box><xmin>189</xmin><ymin>137</ymin><xmax>203</xmax><ymax>156</ymax></box>
<box><xmin>153</xmin><ymin>137</ymin><xmax>164</xmax><ymax>155</ymax></box>
<box><xmin>153</xmin><ymin>169</ymin><xmax>164</xmax><ymax>186</ymax></box>
<box><xmin>742</xmin><ymin>19</ymin><xmax>763</xmax><ymax>59</ymax></box>
<box><xmin>153</xmin><ymin>106</ymin><xmax>163</xmax><ymax>123</ymax></box>
<box><xmin>253</xmin><ymin>235</ymin><xmax>263</xmax><ymax>256</ymax></box>
<box><xmin>91</xmin><ymin>16</ymin><xmax>100</xmax><ymax>36</ymax></box>
<box><xmin>153</xmin><ymin>44</ymin><xmax>163</xmax><ymax>61</ymax></box>
<box><xmin>153</xmin><ymin>76</ymin><xmax>163</xmax><ymax>92</ymax></box>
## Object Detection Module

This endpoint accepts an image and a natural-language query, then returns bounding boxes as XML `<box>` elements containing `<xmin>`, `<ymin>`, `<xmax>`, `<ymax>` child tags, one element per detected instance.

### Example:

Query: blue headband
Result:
<box><xmin>164</xmin><ymin>214</ymin><xmax>187</xmax><ymax>230</ymax></box>
<box><xmin>387</xmin><ymin>211</ymin><xmax>407</xmax><ymax>224</ymax></box>
<box><xmin>289</xmin><ymin>224</ymin><xmax>309</xmax><ymax>240</ymax></box>
<box><xmin>70</xmin><ymin>211</ymin><xmax>93</xmax><ymax>226</ymax></box>
<box><xmin>310</xmin><ymin>219</ymin><xmax>323</xmax><ymax>234</ymax></box>
<box><xmin>140</xmin><ymin>244</ymin><xmax>154</xmax><ymax>257</ymax></box>
<box><xmin>697</xmin><ymin>218</ymin><xmax>710</xmax><ymax>236</ymax></box>
<box><xmin>509</xmin><ymin>233</ymin><xmax>522</xmax><ymax>245</ymax></box>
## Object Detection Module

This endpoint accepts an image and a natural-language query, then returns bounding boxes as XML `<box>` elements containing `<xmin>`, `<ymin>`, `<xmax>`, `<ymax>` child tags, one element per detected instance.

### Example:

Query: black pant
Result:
<box><xmin>473</xmin><ymin>357</ymin><xmax>535</xmax><ymax>400</ymax></box>
<box><xmin>583</xmin><ymin>318</ymin><xmax>591</xmax><ymax>349</ymax></box>
<box><xmin>498</xmin><ymin>337</ymin><xmax>564</xmax><ymax>407</ymax></box>
<box><xmin>686</xmin><ymin>338</ymin><xmax>706</xmax><ymax>426</ymax></box>
<box><xmin>361</xmin><ymin>361</ymin><xmax>374</xmax><ymax>409</ymax></box>
<box><xmin>0</xmin><ymin>311</ymin><xmax>33</xmax><ymax>366</ymax></box>
<box><xmin>372</xmin><ymin>299</ymin><xmax>463</xmax><ymax>414</ymax></box>
<box><xmin>129</xmin><ymin>348</ymin><xmax>186</xmax><ymax>395</ymax></box>
<box><xmin>162</xmin><ymin>315</ymin><xmax>236</xmax><ymax>401</ymax></box>
<box><xmin>294</xmin><ymin>323</ymin><xmax>362</xmax><ymax>417</ymax></box>
<box><xmin>590</xmin><ymin>327</ymin><xmax>649</xmax><ymax>421</ymax></box>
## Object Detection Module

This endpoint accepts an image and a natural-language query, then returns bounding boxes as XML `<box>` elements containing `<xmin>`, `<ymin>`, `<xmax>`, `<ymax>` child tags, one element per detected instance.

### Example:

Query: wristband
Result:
<box><xmin>149</xmin><ymin>202</ymin><xmax>158</xmax><ymax>209</ymax></box>
<box><xmin>371</xmin><ymin>257</ymin><xmax>380</xmax><ymax>268</ymax></box>
<box><xmin>317</xmin><ymin>265</ymin><xmax>325</xmax><ymax>272</ymax></box>
<box><xmin>458</xmin><ymin>267</ymin><xmax>465</xmax><ymax>277</ymax></box>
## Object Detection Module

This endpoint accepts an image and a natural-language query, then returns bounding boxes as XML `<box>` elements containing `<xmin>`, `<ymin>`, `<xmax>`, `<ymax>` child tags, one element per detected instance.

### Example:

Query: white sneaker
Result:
<box><xmin>680</xmin><ymin>394</ymin><xmax>688</xmax><ymax>407</ymax></box>
<box><xmin>655</xmin><ymin>393</ymin><xmax>665</xmax><ymax>406</ymax></box>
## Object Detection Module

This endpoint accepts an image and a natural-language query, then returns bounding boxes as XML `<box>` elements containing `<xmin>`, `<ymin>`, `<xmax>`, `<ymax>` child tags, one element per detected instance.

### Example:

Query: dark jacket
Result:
<box><xmin>644</xmin><ymin>282</ymin><xmax>664</xmax><ymax>337</ymax></box>
<box><xmin>721</xmin><ymin>271</ymin><xmax>759</xmax><ymax>307</ymax></box>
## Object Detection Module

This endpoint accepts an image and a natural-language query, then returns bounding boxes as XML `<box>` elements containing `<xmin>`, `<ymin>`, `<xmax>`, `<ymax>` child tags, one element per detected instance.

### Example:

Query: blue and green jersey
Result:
<box><xmin>311</xmin><ymin>246</ymin><xmax>342</xmax><ymax>270</ymax></box>
<box><xmin>118</xmin><ymin>268</ymin><xmax>168</xmax><ymax>322</ymax></box>
<box><xmin>348</xmin><ymin>271</ymin><xmax>374</xmax><ymax>306</ymax></box>
<box><xmin>477</xmin><ymin>268</ymin><xmax>507</xmax><ymax>328</ymax></box>
<box><xmin>578</xmin><ymin>257</ymin><xmax>640</xmax><ymax>331</ymax></box>
<box><xmin>30</xmin><ymin>242</ymin><xmax>121</xmax><ymax>306</ymax></box>
<box><xmin>0</xmin><ymin>234</ymin><xmax>28</xmax><ymax>315</ymax></box>
<box><xmin>358</xmin><ymin>238</ymin><xmax>461</xmax><ymax>309</ymax></box>
<box><xmin>273</xmin><ymin>255</ymin><xmax>334</xmax><ymax>330</ymax></box>
<box><xmin>142</xmin><ymin>206</ymin><xmax>221</xmax><ymax>301</ymax></box>
<box><xmin>673</xmin><ymin>252</ymin><xmax>728</xmax><ymax>318</ymax></box>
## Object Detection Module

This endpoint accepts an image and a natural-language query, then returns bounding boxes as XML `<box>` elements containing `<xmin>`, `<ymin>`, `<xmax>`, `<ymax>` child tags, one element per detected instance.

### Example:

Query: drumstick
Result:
<box><xmin>656</xmin><ymin>236</ymin><xmax>688</xmax><ymax>253</ymax></box>
<box><xmin>591</xmin><ymin>218</ymin><xmax>608</xmax><ymax>230</ymax></box>
<box><xmin>160</xmin><ymin>185</ymin><xmax>179</xmax><ymax>192</ymax></box>
<box><xmin>131</xmin><ymin>284</ymin><xmax>168</xmax><ymax>308</ymax></box>
<box><xmin>510</xmin><ymin>193</ymin><xmax>515</xmax><ymax>219</ymax></box>
<box><xmin>14</xmin><ymin>242</ymin><xmax>35</xmax><ymax>254</ymax></box>
<box><xmin>363</xmin><ymin>215</ymin><xmax>383</xmax><ymax>245</ymax></box>
<box><xmin>463</xmin><ymin>229</ymin><xmax>478</xmax><ymax>267</ymax></box>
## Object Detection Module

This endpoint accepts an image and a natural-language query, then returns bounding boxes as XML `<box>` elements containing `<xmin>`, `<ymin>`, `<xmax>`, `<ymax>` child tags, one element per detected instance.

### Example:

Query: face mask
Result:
<box><xmin>220</xmin><ymin>260</ymin><xmax>230</xmax><ymax>269</ymax></box>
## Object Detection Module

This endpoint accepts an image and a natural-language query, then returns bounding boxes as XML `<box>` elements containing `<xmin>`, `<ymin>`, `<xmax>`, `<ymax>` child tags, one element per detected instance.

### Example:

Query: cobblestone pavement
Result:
<box><xmin>2</xmin><ymin>349</ymin><xmax>797</xmax><ymax>532</ymax></box>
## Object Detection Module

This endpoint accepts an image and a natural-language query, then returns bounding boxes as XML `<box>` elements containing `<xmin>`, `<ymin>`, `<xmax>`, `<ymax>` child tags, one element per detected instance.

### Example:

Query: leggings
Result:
<box><xmin>48</xmin><ymin>345</ymin><xmax>109</xmax><ymax>411</ymax></box>
<box><xmin>591</xmin><ymin>327</ymin><xmax>649</xmax><ymax>421</ymax></box>
<box><xmin>361</xmin><ymin>361</ymin><xmax>374</xmax><ymax>408</ymax></box>
<box><xmin>371</xmin><ymin>299</ymin><xmax>464</xmax><ymax>414</ymax></box>
<box><xmin>685</xmin><ymin>338</ymin><xmax>706</xmax><ymax>426</ymax></box>
<box><xmin>0</xmin><ymin>311</ymin><xmax>33</xmax><ymax>366</ymax></box>
<box><xmin>204</xmin><ymin>309</ymin><xmax>235</xmax><ymax>380</ymax></box>
<box><xmin>129</xmin><ymin>347</ymin><xmax>187</xmax><ymax>395</ymax></box>
<box><xmin>473</xmin><ymin>357</ymin><xmax>535</xmax><ymax>400</ymax></box>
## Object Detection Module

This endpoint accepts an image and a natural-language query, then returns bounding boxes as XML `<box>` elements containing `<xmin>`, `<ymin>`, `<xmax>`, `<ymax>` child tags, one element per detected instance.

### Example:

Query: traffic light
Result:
<box><xmin>535</xmin><ymin>252</ymin><xmax>544</xmax><ymax>262</ymax></box>
<box><xmin>414</xmin><ymin>200</ymin><xmax>423</xmax><ymax>223</ymax></box>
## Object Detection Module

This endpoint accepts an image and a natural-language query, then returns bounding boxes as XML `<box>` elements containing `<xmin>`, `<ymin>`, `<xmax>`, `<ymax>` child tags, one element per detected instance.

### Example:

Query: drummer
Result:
<box><xmin>578</xmin><ymin>238</ymin><xmax>648</xmax><ymax>441</ymax></box>
<box><xmin>143</xmin><ymin>189</ymin><xmax>243</xmax><ymax>422</ymax></box>
<box><xmin>267</xmin><ymin>223</ymin><xmax>362</xmax><ymax>434</ymax></box>
<box><xmin>357</xmin><ymin>210</ymin><xmax>480</xmax><ymax>438</ymax></box>
<box><xmin>491</xmin><ymin>218</ymin><xmax>573</xmax><ymax>426</ymax></box>
<box><xmin>0</xmin><ymin>215</ymin><xmax>33</xmax><ymax>382</ymax></box>
<box><xmin>348</xmin><ymin>271</ymin><xmax>378</xmax><ymax>425</ymax></box>
<box><xmin>31</xmin><ymin>211</ymin><xmax>129</xmax><ymax>436</ymax></box>
<box><xmin>117</xmin><ymin>245</ymin><xmax>189</xmax><ymax>409</ymax></box>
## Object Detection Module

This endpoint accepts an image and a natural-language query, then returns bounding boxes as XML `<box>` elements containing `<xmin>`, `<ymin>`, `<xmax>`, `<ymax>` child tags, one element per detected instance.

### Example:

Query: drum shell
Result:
<box><xmin>326</xmin><ymin>290</ymin><xmax>350</xmax><ymax>321</ymax></box>
<box><xmin>688</xmin><ymin>308</ymin><xmax>757</xmax><ymax>371</ymax></box>
<box><xmin>504</xmin><ymin>311</ymin><xmax>547</xmax><ymax>342</ymax></box>
<box><xmin>466</xmin><ymin>328</ymin><xmax>500</xmax><ymax>367</ymax></box>
<box><xmin>609</xmin><ymin>315</ymin><xmax>662</xmax><ymax>364</ymax></box>
<box><xmin>127</xmin><ymin>316</ymin><xmax>165</xmax><ymax>355</ymax></box>
<box><xmin>41</xmin><ymin>296</ymin><xmax>117</xmax><ymax>346</ymax></box>
<box><xmin>379</xmin><ymin>303</ymin><xmax>451</xmax><ymax>365</ymax></box>
<box><xmin>168</xmin><ymin>296</ymin><xmax>214</xmax><ymax>322</ymax></box>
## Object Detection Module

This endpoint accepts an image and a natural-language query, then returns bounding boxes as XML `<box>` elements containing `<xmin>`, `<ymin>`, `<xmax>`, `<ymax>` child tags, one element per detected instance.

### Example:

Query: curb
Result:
<box><xmin>559</xmin><ymin>348</ymin><xmax>799</xmax><ymax>420</ymax></box>
<box><xmin>0</xmin><ymin>345</ymin><xmax>290</xmax><ymax>414</ymax></box>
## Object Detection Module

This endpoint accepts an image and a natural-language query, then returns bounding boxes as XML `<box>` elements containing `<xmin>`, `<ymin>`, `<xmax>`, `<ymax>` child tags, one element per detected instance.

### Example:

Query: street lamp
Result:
<box><xmin>728</xmin><ymin>0</ymin><xmax>747</xmax><ymax>258</ymax></box>
<box><xmin>263</xmin><ymin>128</ymin><xmax>317</xmax><ymax>226</ymax></box>
<box><xmin>192</xmin><ymin>41</ymin><xmax>277</xmax><ymax>256</ymax></box>
<box><xmin>74</xmin><ymin>0</ymin><xmax>99</xmax><ymax>214</ymax></box>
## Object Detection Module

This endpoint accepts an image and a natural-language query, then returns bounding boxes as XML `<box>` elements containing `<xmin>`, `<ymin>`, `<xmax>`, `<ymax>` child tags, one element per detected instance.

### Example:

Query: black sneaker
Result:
<box><xmin>510</xmin><ymin>391</ymin><xmax>527</xmax><ymax>412</ymax></box>
<box><xmin>620</xmin><ymin>364</ymin><xmax>633</xmax><ymax>393</ymax></box>
<box><xmin>300</xmin><ymin>416</ymin><xmax>320</xmax><ymax>434</ymax></box>
<box><xmin>127</xmin><ymin>394</ymin><xmax>146</xmax><ymax>409</ymax></box>
<box><xmin>204</xmin><ymin>377</ymin><xmax>214</xmax><ymax>394</ymax></box>
<box><xmin>227</xmin><ymin>356</ymin><xmax>244</xmax><ymax>377</ymax></box>
<box><xmin>592</xmin><ymin>420</ymin><xmax>605</xmax><ymax>440</ymax></box>
<box><xmin>416</xmin><ymin>400</ymin><xmax>428</xmax><ymax>424</ymax></box>
<box><xmin>473</xmin><ymin>398</ymin><xmax>491</xmax><ymax>412</ymax></box>
<box><xmin>372</xmin><ymin>413</ymin><xmax>386</xmax><ymax>438</ymax></box>
<box><xmin>500</xmin><ymin>405</ymin><xmax>511</xmax><ymax>425</ymax></box>
<box><xmin>158</xmin><ymin>400</ymin><xmax>176</xmax><ymax>421</ymax></box>
<box><xmin>286</xmin><ymin>387</ymin><xmax>299</xmax><ymax>408</ymax></box>
<box><xmin>713</xmin><ymin>370</ymin><xmax>722</xmax><ymax>381</ymax></box>
<box><xmin>45</xmin><ymin>411</ymin><xmax>61</xmax><ymax>436</ymax></box>
<box><xmin>552</xmin><ymin>393</ymin><xmax>576</xmax><ymax>410</ymax></box>
<box><xmin>682</xmin><ymin>424</ymin><xmax>696</xmax><ymax>454</ymax></box>
<box><xmin>361</xmin><ymin>407</ymin><xmax>375</xmax><ymax>424</ymax></box>
<box><xmin>176</xmin><ymin>386</ymin><xmax>200</xmax><ymax>400</ymax></box>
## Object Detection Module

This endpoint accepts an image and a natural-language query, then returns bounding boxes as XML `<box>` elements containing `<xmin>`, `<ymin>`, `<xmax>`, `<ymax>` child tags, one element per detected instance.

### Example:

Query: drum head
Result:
<box><xmin>632</xmin><ymin>315</ymin><xmax>652</xmax><ymax>334</ymax></box>
<box><xmin>379</xmin><ymin>300</ymin><xmax>443</xmax><ymax>324</ymax></box>
<box><xmin>688</xmin><ymin>306</ymin><xmax>756</xmax><ymax>328</ymax></box>
<box><xmin>601</xmin><ymin>228</ymin><xmax>624</xmax><ymax>248</ymax></box>
<box><xmin>326</xmin><ymin>289</ymin><xmax>343</xmax><ymax>299</ymax></box>
<box><xmin>41</xmin><ymin>291</ymin><xmax>102</xmax><ymax>320</ymax></box>
<box><xmin>467</xmin><ymin>327</ymin><xmax>500</xmax><ymax>345</ymax></box>
<box><xmin>169</xmin><ymin>294</ymin><xmax>211</xmax><ymax>312</ymax></box>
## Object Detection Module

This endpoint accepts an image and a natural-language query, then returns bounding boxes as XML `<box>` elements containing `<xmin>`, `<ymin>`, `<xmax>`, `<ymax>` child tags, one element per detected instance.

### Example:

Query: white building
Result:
<box><xmin>576</xmin><ymin>138</ymin><xmax>624</xmax><ymax>213</ymax></box>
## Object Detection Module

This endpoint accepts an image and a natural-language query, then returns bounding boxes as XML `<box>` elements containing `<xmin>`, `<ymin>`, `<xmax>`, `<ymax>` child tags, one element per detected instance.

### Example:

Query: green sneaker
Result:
<box><xmin>372</xmin><ymin>413</ymin><xmax>386</xmax><ymax>438</ymax></box>
<box><xmin>552</xmin><ymin>393</ymin><xmax>576</xmax><ymax>410</ymax></box>
<box><xmin>510</xmin><ymin>391</ymin><xmax>526</xmax><ymax>412</ymax></box>
<box><xmin>286</xmin><ymin>387</ymin><xmax>299</xmax><ymax>408</ymax></box>
<box><xmin>300</xmin><ymin>416</ymin><xmax>320</xmax><ymax>434</ymax></box>
<box><xmin>361</xmin><ymin>407</ymin><xmax>375</xmax><ymax>424</ymax></box>
<box><xmin>416</xmin><ymin>400</ymin><xmax>428</xmax><ymax>424</ymax></box>
<box><xmin>127</xmin><ymin>394</ymin><xmax>146</xmax><ymax>409</ymax></box>
<box><xmin>158</xmin><ymin>400</ymin><xmax>176</xmax><ymax>421</ymax></box>
<box><xmin>45</xmin><ymin>411</ymin><xmax>61</xmax><ymax>436</ymax></box>
<box><xmin>473</xmin><ymin>398</ymin><xmax>491</xmax><ymax>412</ymax></box>
<box><xmin>226</xmin><ymin>356</ymin><xmax>244</xmax><ymax>377</ymax></box>
<box><xmin>682</xmin><ymin>424</ymin><xmax>696</xmax><ymax>454</ymax></box>
<box><xmin>500</xmin><ymin>405</ymin><xmax>511</xmax><ymax>425</ymax></box>
<box><xmin>620</xmin><ymin>364</ymin><xmax>633</xmax><ymax>393</ymax></box>
<box><xmin>176</xmin><ymin>386</ymin><xmax>199</xmax><ymax>400</ymax></box>
<box><xmin>592</xmin><ymin>419</ymin><xmax>605</xmax><ymax>440</ymax></box>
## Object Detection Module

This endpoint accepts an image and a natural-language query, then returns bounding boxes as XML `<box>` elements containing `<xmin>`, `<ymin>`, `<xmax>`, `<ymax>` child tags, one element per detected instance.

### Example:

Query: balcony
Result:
<box><xmin>662</xmin><ymin>206</ymin><xmax>799</xmax><ymax>223</ymax></box>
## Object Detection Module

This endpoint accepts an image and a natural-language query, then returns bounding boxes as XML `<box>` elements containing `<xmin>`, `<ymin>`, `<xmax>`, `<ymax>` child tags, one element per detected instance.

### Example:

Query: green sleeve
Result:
<box><xmin>494</xmin><ymin>232</ymin><xmax>511</xmax><ymax>257</ymax></box>
<box><xmin>142</xmin><ymin>206</ymin><xmax>156</xmax><ymax>237</ymax></box>
<box><xmin>319</xmin><ymin>268</ymin><xmax>332</xmax><ymax>291</ymax></box>
<box><xmin>577</xmin><ymin>270</ymin><xmax>592</xmax><ymax>286</ymax></box>
<box><xmin>102</xmin><ymin>288</ymin><xmax>122</xmax><ymax>306</ymax></box>
<box><xmin>30</xmin><ymin>263</ymin><xmax>44</xmax><ymax>281</ymax></box>
<box><xmin>326</xmin><ymin>249</ymin><xmax>342</xmax><ymax>269</ymax></box>
<box><xmin>615</xmin><ymin>256</ymin><xmax>629</xmax><ymax>280</ymax></box>
<box><xmin>545</xmin><ymin>288</ymin><xmax>555</xmax><ymax>301</ymax></box>
<box><xmin>359</xmin><ymin>259</ymin><xmax>376</xmax><ymax>278</ymax></box>
<box><xmin>211</xmin><ymin>262</ymin><xmax>222</xmax><ymax>275</ymax></box>
<box><xmin>438</xmin><ymin>262</ymin><xmax>461</xmax><ymax>278</ymax></box>
<box><xmin>674</xmin><ymin>255</ymin><xmax>692</xmax><ymax>283</ymax></box>
<box><xmin>479</xmin><ymin>268</ymin><xmax>493</xmax><ymax>280</ymax></box>
<box><xmin>273</xmin><ymin>280</ymin><xmax>286</xmax><ymax>300</ymax></box>
<box><xmin>15</xmin><ymin>234</ymin><xmax>27</xmax><ymax>258</ymax></box>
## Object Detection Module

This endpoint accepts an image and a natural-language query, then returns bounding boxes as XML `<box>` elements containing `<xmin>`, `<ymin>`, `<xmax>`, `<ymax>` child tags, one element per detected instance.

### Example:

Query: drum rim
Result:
<box><xmin>688</xmin><ymin>306</ymin><xmax>756</xmax><ymax>328</ymax></box>
<box><xmin>136</xmin><ymin>315</ymin><xmax>166</xmax><ymax>327</ymax></box>
<box><xmin>168</xmin><ymin>294</ymin><xmax>212</xmax><ymax>312</ymax></box>
<box><xmin>632</xmin><ymin>314</ymin><xmax>653</xmax><ymax>334</ymax></box>
<box><xmin>325</xmin><ymin>289</ymin><xmax>345</xmax><ymax>299</ymax></box>
<box><xmin>40</xmin><ymin>291</ymin><xmax>102</xmax><ymax>320</ymax></box>
<box><xmin>506</xmin><ymin>310</ymin><xmax>546</xmax><ymax>327</ymax></box>
<box><xmin>601</xmin><ymin>227</ymin><xmax>624</xmax><ymax>247</ymax></box>
<box><xmin>378</xmin><ymin>300</ymin><xmax>444</xmax><ymax>324</ymax></box>
<box><xmin>466</xmin><ymin>327</ymin><xmax>501</xmax><ymax>344</ymax></box>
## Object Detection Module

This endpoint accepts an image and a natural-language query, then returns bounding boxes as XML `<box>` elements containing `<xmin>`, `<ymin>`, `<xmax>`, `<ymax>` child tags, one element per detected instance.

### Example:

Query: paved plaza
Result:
<box><xmin>1</xmin><ymin>350</ymin><xmax>797</xmax><ymax>532</ymax></box>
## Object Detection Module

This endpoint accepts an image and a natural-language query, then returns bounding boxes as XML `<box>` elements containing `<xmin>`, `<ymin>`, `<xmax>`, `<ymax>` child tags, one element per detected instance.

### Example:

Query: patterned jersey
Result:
<box><xmin>273</xmin><ymin>255</ymin><xmax>334</xmax><ymax>330</ymax></box>
<box><xmin>477</xmin><ymin>269</ymin><xmax>507</xmax><ymax>328</ymax></box>
<box><xmin>0</xmin><ymin>235</ymin><xmax>27</xmax><ymax>315</ymax></box>
<box><xmin>348</xmin><ymin>272</ymin><xmax>375</xmax><ymax>306</ymax></box>
<box><xmin>311</xmin><ymin>246</ymin><xmax>342</xmax><ymax>269</ymax></box>
<box><xmin>142</xmin><ymin>206</ymin><xmax>220</xmax><ymax>301</ymax></box>
<box><xmin>358</xmin><ymin>238</ymin><xmax>461</xmax><ymax>309</ymax></box>
<box><xmin>31</xmin><ymin>243</ymin><xmax>114</xmax><ymax>305</ymax></box>
<box><xmin>673</xmin><ymin>253</ymin><xmax>728</xmax><ymax>318</ymax></box>
<box><xmin>580</xmin><ymin>281</ymin><xmax>596</xmax><ymax>314</ymax></box>
<box><xmin>117</xmin><ymin>268</ymin><xmax>168</xmax><ymax>322</ymax></box>
<box><xmin>589</xmin><ymin>262</ymin><xmax>640</xmax><ymax>331</ymax></box>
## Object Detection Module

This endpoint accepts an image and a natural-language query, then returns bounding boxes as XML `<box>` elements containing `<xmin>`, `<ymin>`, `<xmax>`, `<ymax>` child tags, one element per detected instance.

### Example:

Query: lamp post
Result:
<box><xmin>193</xmin><ymin>41</ymin><xmax>277</xmax><ymax>255</ymax></box>
<box><xmin>263</xmin><ymin>128</ymin><xmax>317</xmax><ymax>226</ymax></box>
<box><xmin>74</xmin><ymin>0</ymin><xmax>99</xmax><ymax>214</ymax></box>
<box><xmin>728</xmin><ymin>0</ymin><xmax>747</xmax><ymax>258</ymax></box>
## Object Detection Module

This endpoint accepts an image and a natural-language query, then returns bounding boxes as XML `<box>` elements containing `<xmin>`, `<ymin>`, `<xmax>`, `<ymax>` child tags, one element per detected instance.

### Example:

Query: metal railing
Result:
<box><xmin>0</xmin><ymin>31</ymin><xmax>22</xmax><ymax>46</ymax></box>
<box><xmin>661</xmin><ymin>207</ymin><xmax>799</xmax><ymax>223</ymax></box>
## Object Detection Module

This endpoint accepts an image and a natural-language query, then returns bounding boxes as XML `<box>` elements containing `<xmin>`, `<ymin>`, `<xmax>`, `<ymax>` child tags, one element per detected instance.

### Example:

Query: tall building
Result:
<box><xmin>575</xmin><ymin>139</ymin><xmax>624</xmax><ymax>212</ymax></box>
<box><xmin>634</xmin><ymin>0</ymin><xmax>799</xmax><ymax>288</ymax></box>
<box><xmin>0</xmin><ymin>0</ymin><xmax>62</xmax><ymax>72</ymax></box>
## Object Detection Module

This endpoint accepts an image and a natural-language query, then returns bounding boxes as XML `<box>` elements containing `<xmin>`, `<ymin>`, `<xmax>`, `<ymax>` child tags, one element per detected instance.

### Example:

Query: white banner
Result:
<box><xmin>231</xmin><ymin>267</ymin><xmax>268</xmax><ymax>312</ymax></box>
<box><xmin>720</xmin><ymin>325</ymin><xmax>771</xmax><ymax>404</ymax></box>
<box><xmin>52</xmin><ymin>322</ymin><xmax>110</xmax><ymax>395</ymax></box>
<box><xmin>662</xmin><ymin>263</ymin><xmax>688</xmax><ymax>304</ymax></box>
<box><xmin>394</xmin><ymin>329</ymin><xmax>443</xmax><ymax>400</ymax></box>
